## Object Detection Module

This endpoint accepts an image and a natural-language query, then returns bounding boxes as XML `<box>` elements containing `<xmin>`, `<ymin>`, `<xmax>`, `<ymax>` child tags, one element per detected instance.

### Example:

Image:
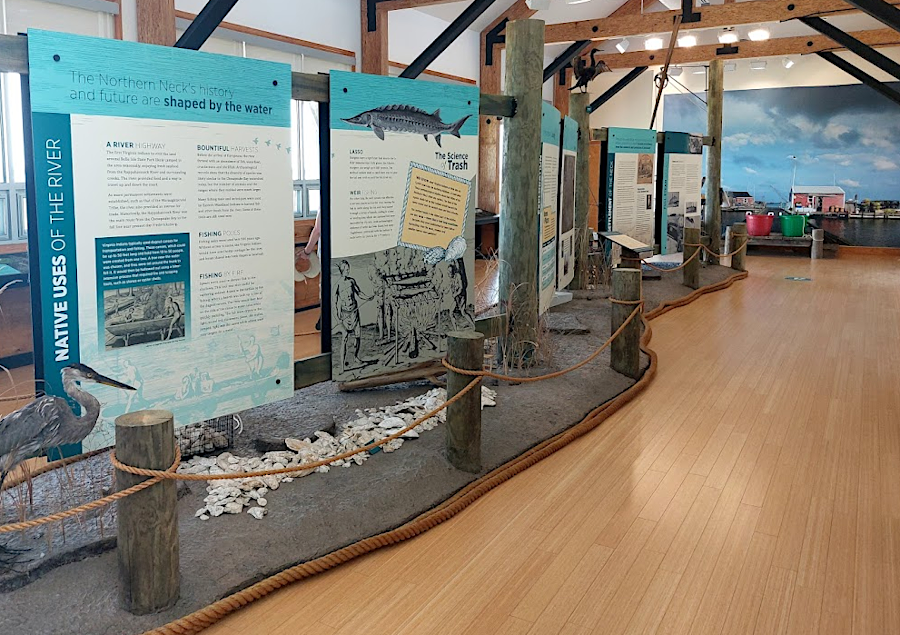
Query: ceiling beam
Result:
<box><xmin>817</xmin><ymin>50</ymin><xmax>900</xmax><ymax>106</ymax></box>
<box><xmin>543</xmin><ymin>0</ymin><xmax>899</xmax><ymax>44</ymax></box>
<box><xmin>380</xmin><ymin>0</ymin><xmax>474</xmax><ymax>10</ymax></box>
<box><xmin>593</xmin><ymin>28</ymin><xmax>900</xmax><ymax>69</ymax></box>
<box><xmin>800</xmin><ymin>15</ymin><xmax>900</xmax><ymax>80</ymax></box>
<box><xmin>543</xmin><ymin>40</ymin><xmax>591</xmax><ymax>83</ymax></box>
<box><xmin>842</xmin><ymin>0</ymin><xmax>900</xmax><ymax>34</ymax></box>
<box><xmin>609</xmin><ymin>0</ymin><xmax>649</xmax><ymax>17</ymax></box>
<box><xmin>175</xmin><ymin>0</ymin><xmax>239</xmax><ymax>50</ymax></box>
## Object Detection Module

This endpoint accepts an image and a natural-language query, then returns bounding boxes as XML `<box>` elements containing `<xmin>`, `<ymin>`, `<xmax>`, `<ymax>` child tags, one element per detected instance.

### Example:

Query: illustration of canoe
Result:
<box><xmin>106</xmin><ymin>315</ymin><xmax>185</xmax><ymax>345</ymax></box>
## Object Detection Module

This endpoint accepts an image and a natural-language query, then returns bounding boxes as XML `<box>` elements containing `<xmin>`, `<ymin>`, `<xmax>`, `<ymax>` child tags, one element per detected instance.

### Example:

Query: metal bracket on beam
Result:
<box><xmin>484</xmin><ymin>18</ymin><xmax>508</xmax><ymax>66</ymax></box>
<box><xmin>543</xmin><ymin>40</ymin><xmax>591</xmax><ymax>84</ymax></box>
<box><xmin>175</xmin><ymin>0</ymin><xmax>239</xmax><ymax>50</ymax></box>
<box><xmin>401</xmin><ymin>0</ymin><xmax>500</xmax><ymax>79</ymax></box>
<box><xmin>817</xmin><ymin>50</ymin><xmax>900</xmax><ymax>107</ymax></box>
<box><xmin>587</xmin><ymin>67</ymin><xmax>648</xmax><ymax>113</ymax></box>
<box><xmin>367</xmin><ymin>0</ymin><xmax>393</xmax><ymax>32</ymax></box>
<box><xmin>558</xmin><ymin>67</ymin><xmax>570</xmax><ymax>85</ymax></box>
<box><xmin>716</xmin><ymin>44</ymin><xmax>739</xmax><ymax>55</ymax></box>
<box><xmin>681</xmin><ymin>0</ymin><xmax>701</xmax><ymax>24</ymax></box>
<box><xmin>800</xmin><ymin>15</ymin><xmax>900</xmax><ymax>81</ymax></box>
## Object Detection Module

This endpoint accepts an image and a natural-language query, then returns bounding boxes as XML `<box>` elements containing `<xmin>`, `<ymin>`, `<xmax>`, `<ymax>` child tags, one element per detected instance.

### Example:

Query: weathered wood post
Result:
<box><xmin>499</xmin><ymin>18</ymin><xmax>544</xmax><ymax>362</ymax></box>
<box><xmin>811</xmin><ymin>228</ymin><xmax>824</xmax><ymax>259</ymax></box>
<box><xmin>116</xmin><ymin>410</ymin><xmax>179</xmax><ymax>615</ymax></box>
<box><xmin>445</xmin><ymin>331</ymin><xmax>484</xmax><ymax>473</ymax></box>
<box><xmin>730</xmin><ymin>221</ymin><xmax>748</xmax><ymax>271</ymax></box>
<box><xmin>569</xmin><ymin>91</ymin><xmax>591</xmax><ymax>290</ymax></box>
<box><xmin>724</xmin><ymin>225</ymin><xmax>734</xmax><ymax>258</ymax></box>
<box><xmin>683</xmin><ymin>226</ymin><xmax>701</xmax><ymax>290</ymax></box>
<box><xmin>706</xmin><ymin>58</ymin><xmax>724</xmax><ymax>259</ymax></box>
<box><xmin>611</xmin><ymin>268</ymin><xmax>642</xmax><ymax>379</ymax></box>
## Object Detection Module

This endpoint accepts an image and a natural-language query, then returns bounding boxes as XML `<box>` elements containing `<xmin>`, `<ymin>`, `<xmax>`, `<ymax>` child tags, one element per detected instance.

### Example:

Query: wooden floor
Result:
<box><xmin>204</xmin><ymin>253</ymin><xmax>900</xmax><ymax>635</ymax></box>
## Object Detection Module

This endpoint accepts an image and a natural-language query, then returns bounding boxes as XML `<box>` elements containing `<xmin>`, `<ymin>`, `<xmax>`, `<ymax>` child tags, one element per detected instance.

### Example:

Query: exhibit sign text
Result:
<box><xmin>604</xmin><ymin>127</ymin><xmax>657</xmax><ymax>262</ymax></box>
<box><xmin>329</xmin><ymin>71</ymin><xmax>479</xmax><ymax>382</ymax></box>
<box><xmin>27</xmin><ymin>30</ymin><xmax>295</xmax><ymax>451</ymax></box>
<box><xmin>660</xmin><ymin>132</ymin><xmax>703</xmax><ymax>254</ymax></box>
<box><xmin>539</xmin><ymin>103</ymin><xmax>560</xmax><ymax>314</ymax></box>
<box><xmin>558</xmin><ymin>116</ymin><xmax>577</xmax><ymax>290</ymax></box>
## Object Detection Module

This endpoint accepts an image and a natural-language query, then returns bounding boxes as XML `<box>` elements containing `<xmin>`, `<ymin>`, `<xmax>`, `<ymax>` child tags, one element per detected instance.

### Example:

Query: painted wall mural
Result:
<box><xmin>663</xmin><ymin>82</ymin><xmax>900</xmax><ymax>205</ymax></box>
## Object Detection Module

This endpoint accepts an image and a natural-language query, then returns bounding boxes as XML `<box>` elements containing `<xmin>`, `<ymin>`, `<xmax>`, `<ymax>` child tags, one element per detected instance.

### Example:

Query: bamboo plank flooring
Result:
<box><xmin>200</xmin><ymin>253</ymin><xmax>900</xmax><ymax>635</ymax></box>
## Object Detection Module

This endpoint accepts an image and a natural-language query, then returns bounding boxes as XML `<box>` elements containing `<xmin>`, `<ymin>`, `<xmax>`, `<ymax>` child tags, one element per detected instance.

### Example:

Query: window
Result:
<box><xmin>292</xmin><ymin>100</ymin><xmax>321</xmax><ymax>219</ymax></box>
<box><xmin>0</xmin><ymin>73</ymin><xmax>27</xmax><ymax>244</ymax></box>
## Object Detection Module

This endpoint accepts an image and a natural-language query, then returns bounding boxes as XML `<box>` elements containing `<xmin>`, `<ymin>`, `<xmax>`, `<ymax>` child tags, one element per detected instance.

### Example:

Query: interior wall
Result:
<box><xmin>587</xmin><ymin>69</ymin><xmax>656</xmax><ymax>130</ymax></box>
<box><xmin>389</xmin><ymin>9</ymin><xmax>479</xmax><ymax>81</ymax></box>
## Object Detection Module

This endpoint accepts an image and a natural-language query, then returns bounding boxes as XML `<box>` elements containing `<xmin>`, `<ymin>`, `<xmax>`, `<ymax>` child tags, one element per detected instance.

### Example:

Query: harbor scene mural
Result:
<box><xmin>664</xmin><ymin>82</ymin><xmax>900</xmax><ymax>246</ymax></box>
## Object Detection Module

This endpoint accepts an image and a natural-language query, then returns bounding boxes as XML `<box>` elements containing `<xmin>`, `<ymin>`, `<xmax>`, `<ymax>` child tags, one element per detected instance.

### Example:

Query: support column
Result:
<box><xmin>731</xmin><ymin>221</ymin><xmax>747</xmax><ymax>271</ymax></box>
<box><xmin>553</xmin><ymin>68</ymin><xmax>572</xmax><ymax>116</ymax></box>
<box><xmin>683</xmin><ymin>226</ymin><xmax>700</xmax><ymax>289</ymax></box>
<box><xmin>360</xmin><ymin>0</ymin><xmax>389</xmax><ymax>75</ymax></box>
<box><xmin>499</xmin><ymin>18</ymin><xmax>544</xmax><ymax>362</ymax></box>
<box><xmin>811</xmin><ymin>228</ymin><xmax>825</xmax><ymax>259</ymax></box>
<box><xmin>569</xmin><ymin>91</ymin><xmax>590</xmax><ymax>290</ymax></box>
<box><xmin>136</xmin><ymin>0</ymin><xmax>175</xmax><ymax>45</ymax></box>
<box><xmin>445</xmin><ymin>331</ymin><xmax>484</xmax><ymax>473</ymax></box>
<box><xmin>478</xmin><ymin>38</ymin><xmax>502</xmax><ymax>213</ymax></box>
<box><xmin>116</xmin><ymin>410</ymin><xmax>179</xmax><ymax>615</ymax></box>
<box><xmin>706</xmin><ymin>59</ymin><xmax>724</xmax><ymax>258</ymax></box>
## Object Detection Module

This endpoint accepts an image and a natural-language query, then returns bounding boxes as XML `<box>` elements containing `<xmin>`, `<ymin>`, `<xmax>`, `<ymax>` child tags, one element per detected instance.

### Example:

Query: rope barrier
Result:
<box><xmin>634</xmin><ymin>238</ymin><xmax>748</xmax><ymax>273</ymax></box>
<box><xmin>0</xmin><ymin>448</ymin><xmax>181</xmax><ymax>534</ymax></box>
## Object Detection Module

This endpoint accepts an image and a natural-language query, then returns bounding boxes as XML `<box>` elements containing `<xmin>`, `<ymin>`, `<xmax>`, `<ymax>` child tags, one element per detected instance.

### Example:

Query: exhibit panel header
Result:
<box><xmin>27</xmin><ymin>30</ymin><xmax>291</xmax><ymax>128</ymax></box>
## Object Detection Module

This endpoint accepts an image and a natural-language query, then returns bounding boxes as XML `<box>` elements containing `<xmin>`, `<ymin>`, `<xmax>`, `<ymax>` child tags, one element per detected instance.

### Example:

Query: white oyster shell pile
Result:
<box><xmin>182</xmin><ymin>386</ymin><xmax>497</xmax><ymax>520</ymax></box>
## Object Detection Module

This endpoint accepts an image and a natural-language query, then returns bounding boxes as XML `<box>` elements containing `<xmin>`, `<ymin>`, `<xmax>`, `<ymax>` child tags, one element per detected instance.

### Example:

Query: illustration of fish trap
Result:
<box><xmin>175</xmin><ymin>414</ymin><xmax>242</xmax><ymax>457</ymax></box>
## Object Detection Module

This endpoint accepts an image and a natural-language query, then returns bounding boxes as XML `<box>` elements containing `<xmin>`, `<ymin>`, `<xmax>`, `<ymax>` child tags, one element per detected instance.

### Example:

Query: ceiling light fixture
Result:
<box><xmin>718</xmin><ymin>28</ymin><xmax>739</xmax><ymax>44</ymax></box>
<box><xmin>566</xmin><ymin>0</ymin><xmax>592</xmax><ymax>4</ymax></box>
<box><xmin>724</xmin><ymin>62</ymin><xmax>737</xmax><ymax>72</ymax></box>
<box><xmin>692</xmin><ymin>66</ymin><xmax>706</xmax><ymax>74</ymax></box>
<box><xmin>782</xmin><ymin>57</ymin><xmax>795</xmax><ymax>68</ymax></box>
<box><xmin>525</xmin><ymin>0</ymin><xmax>551</xmax><ymax>9</ymax></box>
<box><xmin>748</xmin><ymin>27</ymin><xmax>770</xmax><ymax>41</ymax></box>
<box><xmin>750</xmin><ymin>60</ymin><xmax>767</xmax><ymax>70</ymax></box>
<box><xmin>669</xmin><ymin>66</ymin><xmax>683</xmax><ymax>77</ymax></box>
<box><xmin>645</xmin><ymin>36</ymin><xmax>665</xmax><ymax>51</ymax></box>
<box><xmin>615</xmin><ymin>38</ymin><xmax>630</xmax><ymax>54</ymax></box>
<box><xmin>677</xmin><ymin>34</ymin><xmax>698</xmax><ymax>48</ymax></box>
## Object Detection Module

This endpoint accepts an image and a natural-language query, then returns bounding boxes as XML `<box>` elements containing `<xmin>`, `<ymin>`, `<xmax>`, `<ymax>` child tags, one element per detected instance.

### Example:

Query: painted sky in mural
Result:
<box><xmin>663</xmin><ymin>82</ymin><xmax>900</xmax><ymax>203</ymax></box>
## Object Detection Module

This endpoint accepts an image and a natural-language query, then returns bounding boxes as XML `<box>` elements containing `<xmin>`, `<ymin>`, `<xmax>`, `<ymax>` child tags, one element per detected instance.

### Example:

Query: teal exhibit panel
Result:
<box><xmin>659</xmin><ymin>132</ymin><xmax>703</xmax><ymax>254</ymax></box>
<box><xmin>602</xmin><ymin>127</ymin><xmax>658</xmax><ymax>263</ymax></box>
<box><xmin>27</xmin><ymin>30</ymin><xmax>295</xmax><ymax>451</ymax></box>
<box><xmin>558</xmin><ymin>115</ymin><xmax>577</xmax><ymax>290</ymax></box>
<box><xmin>329</xmin><ymin>71</ymin><xmax>479</xmax><ymax>382</ymax></box>
<box><xmin>539</xmin><ymin>102</ymin><xmax>561</xmax><ymax>314</ymax></box>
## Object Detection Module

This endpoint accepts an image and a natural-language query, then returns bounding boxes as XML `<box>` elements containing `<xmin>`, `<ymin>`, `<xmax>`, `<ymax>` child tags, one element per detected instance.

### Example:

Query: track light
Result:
<box><xmin>566</xmin><ymin>0</ymin><xmax>592</xmax><ymax>4</ymax></box>
<box><xmin>615</xmin><ymin>38</ymin><xmax>630</xmax><ymax>54</ymax></box>
<box><xmin>750</xmin><ymin>60</ymin><xmax>767</xmax><ymax>70</ymax></box>
<box><xmin>677</xmin><ymin>34</ymin><xmax>697</xmax><ymax>48</ymax></box>
<box><xmin>718</xmin><ymin>28</ymin><xmax>739</xmax><ymax>44</ymax></box>
<box><xmin>645</xmin><ymin>36</ymin><xmax>664</xmax><ymax>51</ymax></box>
<box><xmin>525</xmin><ymin>0</ymin><xmax>551</xmax><ymax>9</ymax></box>
<box><xmin>782</xmin><ymin>57</ymin><xmax>795</xmax><ymax>68</ymax></box>
<box><xmin>669</xmin><ymin>66</ymin><xmax>683</xmax><ymax>77</ymax></box>
<box><xmin>748</xmin><ymin>27</ymin><xmax>770</xmax><ymax>41</ymax></box>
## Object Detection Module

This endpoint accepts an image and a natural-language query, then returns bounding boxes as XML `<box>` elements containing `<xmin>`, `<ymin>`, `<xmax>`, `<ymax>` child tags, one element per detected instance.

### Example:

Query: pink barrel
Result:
<box><xmin>746</xmin><ymin>212</ymin><xmax>774</xmax><ymax>237</ymax></box>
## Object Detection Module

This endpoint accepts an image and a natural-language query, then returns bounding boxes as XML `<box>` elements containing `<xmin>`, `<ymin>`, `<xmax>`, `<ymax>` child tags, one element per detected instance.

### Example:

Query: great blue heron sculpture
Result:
<box><xmin>0</xmin><ymin>363</ymin><xmax>135</xmax><ymax>491</ymax></box>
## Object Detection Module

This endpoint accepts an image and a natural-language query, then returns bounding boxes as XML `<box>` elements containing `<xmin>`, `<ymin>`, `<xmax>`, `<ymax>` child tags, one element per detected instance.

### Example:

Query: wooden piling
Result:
<box><xmin>499</xmin><ymin>18</ymin><xmax>544</xmax><ymax>361</ymax></box>
<box><xmin>811</xmin><ymin>228</ymin><xmax>824</xmax><ymax>259</ymax></box>
<box><xmin>445</xmin><ymin>331</ymin><xmax>484</xmax><ymax>473</ymax></box>
<box><xmin>569</xmin><ymin>91</ymin><xmax>591</xmax><ymax>290</ymax></box>
<box><xmin>611</xmin><ymin>268</ymin><xmax>642</xmax><ymax>379</ymax></box>
<box><xmin>706</xmin><ymin>59</ymin><xmax>724</xmax><ymax>259</ymax></box>
<box><xmin>683</xmin><ymin>226</ymin><xmax>701</xmax><ymax>290</ymax></box>
<box><xmin>115</xmin><ymin>410</ymin><xmax>179</xmax><ymax>615</ymax></box>
<box><xmin>731</xmin><ymin>221</ymin><xmax>747</xmax><ymax>271</ymax></box>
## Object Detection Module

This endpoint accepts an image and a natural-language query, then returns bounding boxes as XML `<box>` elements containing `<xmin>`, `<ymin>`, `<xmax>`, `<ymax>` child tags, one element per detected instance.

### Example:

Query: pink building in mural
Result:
<box><xmin>792</xmin><ymin>186</ymin><xmax>846</xmax><ymax>213</ymax></box>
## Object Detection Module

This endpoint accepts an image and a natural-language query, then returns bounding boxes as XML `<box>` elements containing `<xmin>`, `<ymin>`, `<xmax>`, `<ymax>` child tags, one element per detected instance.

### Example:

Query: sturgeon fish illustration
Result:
<box><xmin>342</xmin><ymin>104</ymin><xmax>472</xmax><ymax>147</ymax></box>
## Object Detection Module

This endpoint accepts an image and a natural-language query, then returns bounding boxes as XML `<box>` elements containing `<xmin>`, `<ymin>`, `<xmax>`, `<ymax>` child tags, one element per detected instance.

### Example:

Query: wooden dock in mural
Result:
<box><xmin>747</xmin><ymin>233</ymin><xmax>837</xmax><ymax>256</ymax></box>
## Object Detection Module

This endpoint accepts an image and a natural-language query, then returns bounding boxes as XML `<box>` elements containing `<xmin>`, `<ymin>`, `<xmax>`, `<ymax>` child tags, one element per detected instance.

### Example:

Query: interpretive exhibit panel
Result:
<box><xmin>27</xmin><ymin>30</ymin><xmax>294</xmax><ymax>451</ymax></box>
<box><xmin>660</xmin><ymin>132</ymin><xmax>703</xmax><ymax>254</ymax></box>
<box><xmin>539</xmin><ymin>103</ymin><xmax>560</xmax><ymax>314</ymax></box>
<box><xmin>558</xmin><ymin>115</ymin><xmax>577</xmax><ymax>290</ymax></box>
<box><xmin>329</xmin><ymin>71</ymin><xmax>478</xmax><ymax>382</ymax></box>
<box><xmin>603</xmin><ymin>127</ymin><xmax>657</xmax><ymax>264</ymax></box>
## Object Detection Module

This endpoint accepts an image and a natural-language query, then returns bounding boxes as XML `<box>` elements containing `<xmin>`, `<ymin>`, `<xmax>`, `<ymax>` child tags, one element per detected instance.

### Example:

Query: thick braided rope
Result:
<box><xmin>0</xmin><ymin>448</ymin><xmax>180</xmax><ymax>534</ymax></box>
<box><xmin>687</xmin><ymin>238</ymin><xmax>750</xmax><ymax>260</ymax></box>
<box><xmin>638</xmin><ymin>244</ymin><xmax>703</xmax><ymax>272</ymax></box>
<box><xmin>441</xmin><ymin>303</ymin><xmax>643</xmax><ymax>383</ymax></box>
<box><xmin>142</xmin><ymin>270</ymin><xmax>750</xmax><ymax>635</ymax></box>
<box><xmin>111</xmin><ymin>376</ymin><xmax>483</xmax><ymax>482</ymax></box>
<box><xmin>0</xmin><ymin>393</ymin><xmax>37</xmax><ymax>402</ymax></box>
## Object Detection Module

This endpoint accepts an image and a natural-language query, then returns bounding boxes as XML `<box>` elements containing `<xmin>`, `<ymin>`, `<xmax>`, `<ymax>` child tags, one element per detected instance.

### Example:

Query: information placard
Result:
<box><xmin>603</xmin><ymin>128</ymin><xmax>657</xmax><ymax>264</ymax></box>
<box><xmin>539</xmin><ymin>103</ymin><xmax>561</xmax><ymax>314</ymax></box>
<box><xmin>27</xmin><ymin>30</ymin><xmax>295</xmax><ymax>451</ymax></box>
<box><xmin>660</xmin><ymin>132</ymin><xmax>703</xmax><ymax>254</ymax></box>
<box><xmin>329</xmin><ymin>71</ymin><xmax>478</xmax><ymax>382</ymax></box>
<box><xmin>558</xmin><ymin>116</ymin><xmax>577</xmax><ymax>290</ymax></box>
